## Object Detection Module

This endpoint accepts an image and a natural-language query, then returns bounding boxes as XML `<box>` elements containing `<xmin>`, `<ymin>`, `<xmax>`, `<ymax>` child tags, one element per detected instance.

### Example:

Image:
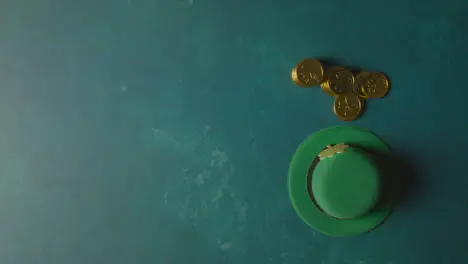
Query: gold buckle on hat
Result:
<box><xmin>318</xmin><ymin>143</ymin><xmax>349</xmax><ymax>160</ymax></box>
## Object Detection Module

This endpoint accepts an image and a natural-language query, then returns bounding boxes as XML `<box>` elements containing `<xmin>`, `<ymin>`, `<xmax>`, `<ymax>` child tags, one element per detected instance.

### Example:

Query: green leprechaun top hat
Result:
<box><xmin>288</xmin><ymin>126</ymin><xmax>394</xmax><ymax>237</ymax></box>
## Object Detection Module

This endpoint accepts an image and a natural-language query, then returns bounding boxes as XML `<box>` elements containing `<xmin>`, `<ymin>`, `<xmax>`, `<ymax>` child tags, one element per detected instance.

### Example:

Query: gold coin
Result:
<box><xmin>361</xmin><ymin>72</ymin><xmax>390</xmax><ymax>98</ymax></box>
<box><xmin>320</xmin><ymin>66</ymin><xmax>346</xmax><ymax>96</ymax></box>
<box><xmin>291</xmin><ymin>59</ymin><xmax>324</xmax><ymax>87</ymax></box>
<box><xmin>333</xmin><ymin>93</ymin><xmax>363</xmax><ymax>121</ymax></box>
<box><xmin>353</xmin><ymin>72</ymin><xmax>372</xmax><ymax>99</ymax></box>
<box><xmin>328</xmin><ymin>69</ymin><xmax>355</xmax><ymax>95</ymax></box>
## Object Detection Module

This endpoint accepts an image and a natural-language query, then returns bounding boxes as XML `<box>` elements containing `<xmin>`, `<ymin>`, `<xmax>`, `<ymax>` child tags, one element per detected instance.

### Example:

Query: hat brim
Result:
<box><xmin>288</xmin><ymin>126</ymin><xmax>393</xmax><ymax>237</ymax></box>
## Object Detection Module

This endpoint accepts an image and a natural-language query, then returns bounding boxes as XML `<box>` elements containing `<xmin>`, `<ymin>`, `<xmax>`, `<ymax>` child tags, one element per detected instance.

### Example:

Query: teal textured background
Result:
<box><xmin>0</xmin><ymin>0</ymin><xmax>467</xmax><ymax>263</ymax></box>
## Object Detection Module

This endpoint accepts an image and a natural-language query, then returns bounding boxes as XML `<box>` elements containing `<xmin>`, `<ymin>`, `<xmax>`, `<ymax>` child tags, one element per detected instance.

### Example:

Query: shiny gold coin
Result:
<box><xmin>353</xmin><ymin>72</ymin><xmax>372</xmax><ymax>99</ymax></box>
<box><xmin>320</xmin><ymin>66</ymin><xmax>346</xmax><ymax>96</ymax></box>
<box><xmin>333</xmin><ymin>93</ymin><xmax>363</xmax><ymax>121</ymax></box>
<box><xmin>328</xmin><ymin>69</ymin><xmax>355</xmax><ymax>95</ymax></box>
<box><xmin>361</xmin><ymin>72</ymin><xmax>390</xmax><ymax>98</ymax></box>
<box><xmin>291</xmin><ymin>59</ymin><xmax>324</xmax><ymax>87</ymax></box>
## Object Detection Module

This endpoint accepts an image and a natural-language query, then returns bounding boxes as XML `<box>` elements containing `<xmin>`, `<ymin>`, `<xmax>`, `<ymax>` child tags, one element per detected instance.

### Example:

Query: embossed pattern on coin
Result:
<box><xmin>362</xmin><ymin>72</ymin><xmax>389</xmax><ymax>98</ymax></box>
<box><xmin>328</xmin><ymin>69</ymin><xmax>355</xmax><ymax>95</ymax></box>
<box><xmin>333</xmin><ymin>93</ymin><xmax>363</xmax><ymax>121</ymax></box>
<box><xmin>291</xmin><ymin>59</ymin><xmax>324</xmax><ymax>87</ymax></box>
<box><xmin>353</xmin><ymin>72</ymin><xmax>372</xmax><ymax>99</ymax></box>
<box><xmin>320</xmin><ymin>66</ymin><xmax>345</xmax><ymax>96</ymax></box>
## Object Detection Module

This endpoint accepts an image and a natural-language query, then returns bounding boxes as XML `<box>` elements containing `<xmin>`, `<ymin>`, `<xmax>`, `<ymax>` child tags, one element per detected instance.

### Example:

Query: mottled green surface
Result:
<box><xmin>0</xmin><ymin>0</ymin><xmax>468</xmax><ymax>263</ymax></box>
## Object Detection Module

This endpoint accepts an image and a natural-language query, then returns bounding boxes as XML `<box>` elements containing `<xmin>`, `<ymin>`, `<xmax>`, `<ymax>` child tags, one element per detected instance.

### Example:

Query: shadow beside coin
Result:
<box><xmin>316</xmin><ymin>57</ymin><xmax>341</xmax><ymax>70</ymax></box>
<box><xmin>316</xmin><ymin>57</ymin><xmax>363</xmax><ymax>73</ymax></box>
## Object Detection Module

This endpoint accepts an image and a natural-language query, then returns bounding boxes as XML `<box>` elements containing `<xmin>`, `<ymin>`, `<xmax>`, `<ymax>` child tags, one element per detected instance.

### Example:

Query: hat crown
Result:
<box><xmin>311</xmin><ymin>147</ymin><xmax>381</xmax><ymax>219</ymax></box>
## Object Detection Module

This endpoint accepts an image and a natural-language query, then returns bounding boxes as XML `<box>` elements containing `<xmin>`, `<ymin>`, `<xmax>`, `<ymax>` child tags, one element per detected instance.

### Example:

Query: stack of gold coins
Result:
<box><xmin>320</xmin><ymin>66</ymin><xmax>354</xmax><ymax>96</ymax></box>
<box><xmin>354</xmin><ymin>72</ymin><xmax>390</xmax><ymax>99</ymax></box>
<box><xmin>291</xmin><ymin>58</ymin><xmax>324</xmax><ymax>87</ymax></box>
<box><xmin>333</xmin><ymin>93</ymin><xmax>363</xmax><ymax>121</ymax></box>
<box><xmin>291</xmin><ymin>58</ymin><xmax>390</xmax><ymax>121</ymax></box>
